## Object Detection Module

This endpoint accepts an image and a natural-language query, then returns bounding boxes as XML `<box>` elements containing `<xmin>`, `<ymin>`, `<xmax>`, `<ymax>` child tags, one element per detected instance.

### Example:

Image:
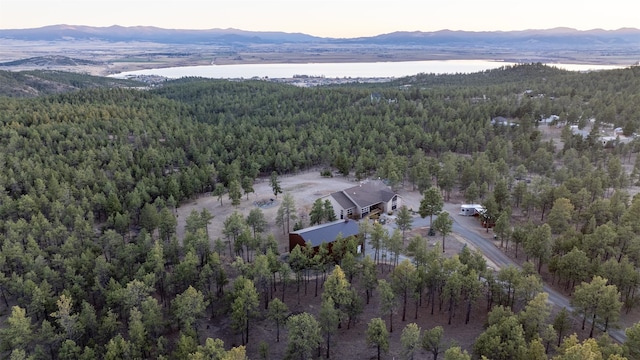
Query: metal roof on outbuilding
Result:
<box><xmin>290</xmin><ymin>219</ymin><xmax>359</xmax><ymax>247</ymax></box>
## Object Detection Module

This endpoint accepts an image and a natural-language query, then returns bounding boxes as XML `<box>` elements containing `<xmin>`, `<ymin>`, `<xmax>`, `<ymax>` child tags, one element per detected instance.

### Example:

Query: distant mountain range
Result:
<box><xmin>0</xmin><ymin>25</ymin><xmax>324</xmax><ymax>43</ymax></box>
<box><xmin>2</xmin><ymin>25</ymin><xmax>640</xmax><ymax>50</ymax></box>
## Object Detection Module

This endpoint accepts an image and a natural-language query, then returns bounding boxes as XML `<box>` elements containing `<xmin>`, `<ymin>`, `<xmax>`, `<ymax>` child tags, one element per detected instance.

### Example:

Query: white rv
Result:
<box><xmin>460</xmin><ymin>204</ymin><xmax>485</xmax><ymax>216</ymax></box>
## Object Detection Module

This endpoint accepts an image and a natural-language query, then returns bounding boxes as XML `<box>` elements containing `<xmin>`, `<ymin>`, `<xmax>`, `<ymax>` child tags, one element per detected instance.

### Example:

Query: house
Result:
<box><xmin>491</xmin><ymin>116</ymin><xmax>509</xmax><ymax>126</ymax></box>
<box><xmin>288</xmin><ymin>219</ymin><xmax>361</xmax><ymax>253</ymax></box>
<box><xmin>324</xmin><ymin>180</ymin><xmax>400</xmax><ymax>220</ymax></box>
<box><xmin>569</xmin><ymin>125</ymin><xmax>590</xmax><ymax>139</ymax></box>
<box><xmin>491</xmin><ymin>116</ymin><xmax>517</xmax><ymax>127</ymax></box>
<box><xmin>540</xmin><ymin>115</ymin><xmax>560</xmax><ymax>125</ymax></box>
<box><xmin>601</xmin><ymin>136</ymin><xmax>617</xmax><ymax>147</ymax></box>
<box><xmin>459</xmin><ymin>204</ymin><xmax>485</xmax><ymax>217</ymax></box>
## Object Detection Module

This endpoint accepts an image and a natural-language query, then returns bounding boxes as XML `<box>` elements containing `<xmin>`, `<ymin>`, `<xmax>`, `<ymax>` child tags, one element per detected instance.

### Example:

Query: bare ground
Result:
<box><xmin>176</xmin><ymin>170</ymin><xmax>358</xmax><ymax>252</ymax></box>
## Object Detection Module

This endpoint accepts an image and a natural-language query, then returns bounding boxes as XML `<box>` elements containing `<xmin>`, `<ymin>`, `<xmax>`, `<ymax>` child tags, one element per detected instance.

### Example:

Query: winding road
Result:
<box><xmin>377</xmin><ymin>204</ymin><xmax>627</xmax><ymax>343</ymax></box>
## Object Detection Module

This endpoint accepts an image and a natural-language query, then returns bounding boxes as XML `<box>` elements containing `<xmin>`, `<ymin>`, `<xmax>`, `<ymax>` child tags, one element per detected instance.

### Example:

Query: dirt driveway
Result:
<box><xmin>176</xmin><ymin>171</ymin><xmax>475</xmax><ymax>256</ymax></box>
<box><xmin>176</xmin><ymin>171</ymin><xmax>357</xmax><ymax>252</ymax></box>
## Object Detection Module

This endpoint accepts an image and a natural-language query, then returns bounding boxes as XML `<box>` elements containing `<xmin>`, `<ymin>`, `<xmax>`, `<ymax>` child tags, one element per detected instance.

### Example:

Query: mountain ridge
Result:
<box><xmin>2</xmin><ymin>24</ymin><xmax>639</xmax><ymax>46</ymax></box>
<box><xmin>0</xmin><ymin>24</ymin><xmax>325</xmax><ymax>43</ymax></box>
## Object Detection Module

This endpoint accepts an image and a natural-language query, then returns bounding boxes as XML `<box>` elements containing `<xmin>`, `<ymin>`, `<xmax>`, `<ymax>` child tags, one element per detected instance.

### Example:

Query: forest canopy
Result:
<box><xmin>2</xmin><ymin>63</ymin><xmax>640</xmax><ymax>359</ymax></box>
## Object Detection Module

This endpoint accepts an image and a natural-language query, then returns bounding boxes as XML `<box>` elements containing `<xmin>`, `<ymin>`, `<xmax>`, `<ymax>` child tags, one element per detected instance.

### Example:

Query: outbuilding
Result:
<box><xmin>288</xmin><ymin>219</ymin><xmax>361</xmax><ymax>254</ymax></box>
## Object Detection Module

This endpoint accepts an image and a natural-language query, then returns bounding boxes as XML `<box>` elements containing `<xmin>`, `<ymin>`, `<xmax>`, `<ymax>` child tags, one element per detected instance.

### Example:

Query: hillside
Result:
<box><xmin>0</xmin><ymin>69</ymin><xmax>143</xmax><ymax>97</ymax></box>
<box><xmin>0</xmin><ymin>55</ymin><xmax>103</xmax><ymax>67</ymax></box>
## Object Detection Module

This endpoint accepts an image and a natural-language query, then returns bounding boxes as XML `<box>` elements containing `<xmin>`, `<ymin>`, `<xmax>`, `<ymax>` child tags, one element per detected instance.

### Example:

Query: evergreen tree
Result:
<box><xmin>400</xmin><ymin>322</ymin><xmax>421</xmax><ymax>360</ymax></box>
<box><xmin>378</xmin><ymin>279</ymin><xmax>397</xmax><ymax>333</ymax></box>
<box><xmin>228</xmin><ymin>179</ymin><xmax>243</xmax><ymax>207</ymax></box>
<box><xmin>366</xmin><ymin>318</ymin><xmax>389</xmax><ymax>360</ymax></box>
<box><xmin>231</xmin><ymin>277</ymin><xmax>259</xmax><ymax>345</ymax></box>
<box><xmin>419</xmin><ymin>186</ymin><xmax>443</xmax><ymax>228</ymax></box>
<box><xmin>309</xmin><ymin>199</ymin><xmax>325</xmax><ymax>225</ymax></box>
<box><xmin>396</xmin><ymin>205</ymin><xmax>413</xmax><ymax>244</ymax></box>
<box><xmin>422</xmin><ymin>326</ymin><xmax>444</xmax><ymax>360</ymax></box>
<box><xmin>432</xmin><ymin>211</ymin><xmax>453</xmax><ymax>253</ymax></box>
<box><xmin>241</xmin><ymin>176</ymin><xmax>255</xmax><ymax>200</ymax></box>
<box><xmin>267</xmin><ymin>298</ymin><xmax>288</xmax><ymax>342</ymax></box>
<box><xmin>0</xmin><ymin>306</ymin><xmax>33</xmax><ymax>353</ymax></box>
<box><xmin>172</xmin><ymin>286</ymin><xmax>208</xmax><ymax>332</ymax></box>
<box><xmin>285</xmin><ymin>313</ymin><xmax>322</xmax><ymax>360</ymax></box>
<box><xmin>572</xmin><ymin>276</ymin><xmax>623</xmax><ymax>338</ymax></box>
<box><xmin>319</xmin><ymin>297</ymin><xmax>340</xmax><ymax>358</ymax></box>
<box><xmin>276</xmin><ymin>193</ymin><xmax>297</xmax><ymax>235</ymax></box>
<box><xmin>270</xmin><ymin>171</ymin><xmax>282</xmax><ymax>199</ymax></box>
<box><xmin>323</xmin><ymin>199</ymin><xmax>337</xmax><ymax>222</ymax></box>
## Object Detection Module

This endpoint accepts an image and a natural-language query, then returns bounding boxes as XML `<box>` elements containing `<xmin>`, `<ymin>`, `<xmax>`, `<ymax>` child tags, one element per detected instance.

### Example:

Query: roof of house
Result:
<box><xmin>331</xmin><ymin>190</ymin><xmax>356</xmax><ymax>210</ymax></box>
<box><xmin>290</xmin><ymin>219</ymin><xmax>359</xmax><ymax>247</ymax></box>
<box><xmin>332</xmin><ymin>180</ymin><xmax>396</xmax><ymax>210</ymax></box>
<box><xmin>540</xmin><ymin>114</ymin><xmax>560</xmax><ymax>123</ymax></box>
<box><xmin>570</xmin><ymin>126</ymin><xmax>590</xmax><ymax>138</ymax></box>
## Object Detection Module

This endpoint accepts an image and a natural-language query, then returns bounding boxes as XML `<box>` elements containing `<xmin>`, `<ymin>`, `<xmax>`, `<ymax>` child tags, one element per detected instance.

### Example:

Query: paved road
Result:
<box><xmin>447</xmin><ymin>211</ymin><xmax>628</xmax><ymax>343</ymax></box>
<box><xmin>376</xmin><ymin>207</ymin><xmax>627</xmax><ymax>343</ymax></box>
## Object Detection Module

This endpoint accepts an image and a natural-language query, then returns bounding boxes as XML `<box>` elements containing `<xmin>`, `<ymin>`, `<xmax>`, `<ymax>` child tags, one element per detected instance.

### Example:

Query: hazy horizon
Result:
<box><xmin>3</xmin><ymin>23</ymin><xmax>639</xmax><ymax>37</ymax></box>
<box><xmin>2</xmin><ymin>0</ymin><xmax>638</xmax><ymax>38</ymax></box>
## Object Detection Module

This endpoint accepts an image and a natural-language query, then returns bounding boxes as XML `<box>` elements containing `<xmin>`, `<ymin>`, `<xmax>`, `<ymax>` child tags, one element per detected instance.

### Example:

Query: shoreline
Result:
<box><xmin>1</xmin><ymin>39</ymin><xmax>638</xmax><ymax>77</ymax></box>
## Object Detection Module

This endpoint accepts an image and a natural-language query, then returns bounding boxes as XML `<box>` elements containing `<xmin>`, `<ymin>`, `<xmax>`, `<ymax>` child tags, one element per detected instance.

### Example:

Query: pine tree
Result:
<box><xmin>366</xmin><ymin>318</ymin><xmax>389</xmax><ymax>360</ymax></box>
<box><xmin>419</xmin><ymin>186</ymin><xmax>443</xmax><ymax>228</ymax></box>
<box><xmin>270</xmin><ymin>171</ymin><xmax>282</xmax><ymax>199</ymax></box>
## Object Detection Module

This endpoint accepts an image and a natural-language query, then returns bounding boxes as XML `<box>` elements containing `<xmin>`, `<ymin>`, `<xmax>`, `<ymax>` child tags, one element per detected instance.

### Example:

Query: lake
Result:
<box><xmin>111</xmin><ymin>60</ymin><xmax>626</xmax><ymax>80</ymax></box>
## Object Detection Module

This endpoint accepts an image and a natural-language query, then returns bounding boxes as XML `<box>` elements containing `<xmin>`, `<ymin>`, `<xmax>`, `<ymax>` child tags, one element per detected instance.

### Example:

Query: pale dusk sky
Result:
<box><xmin>0</xmin><ymin>0</ymin><xmax>637</xmax><ymax>37</ymax></box>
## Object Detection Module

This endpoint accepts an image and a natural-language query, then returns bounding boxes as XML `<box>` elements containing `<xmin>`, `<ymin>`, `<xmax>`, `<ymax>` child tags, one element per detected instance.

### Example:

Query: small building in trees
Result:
<box><xmin>491</xmin><ymin>116</ymin><xmax>518</xmax><ymax>127</ymax></box>
<box><xmin>539</xmin><ymin>114</ymin><xmax>560</xmax><ymax>125</ymax></box>
<box><xmin>601</xmin><ymin>135</ymin><xmax>617</xmax><ymax>147</ymax></box>
<box><xmin>288</xmin><ymin>219</ymin><xmax>361</xmax><ymax>253</ymax></box>
<box><xmin>570</xmin><ymin>125</ymin><xmax>590</xmax><ymax>139</ymax></box>
<box><xmin>324</xmin><ymin>180</ymin><xmax>400</xmax><ymax>220</ymax></box>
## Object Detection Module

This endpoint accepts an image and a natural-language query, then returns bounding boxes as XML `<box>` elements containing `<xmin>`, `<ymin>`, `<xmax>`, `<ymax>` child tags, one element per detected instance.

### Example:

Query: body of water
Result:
<box><xmin>111</xmin><ymin>60</ymin><xmax>627</xmax><ymax>80</ymax></box>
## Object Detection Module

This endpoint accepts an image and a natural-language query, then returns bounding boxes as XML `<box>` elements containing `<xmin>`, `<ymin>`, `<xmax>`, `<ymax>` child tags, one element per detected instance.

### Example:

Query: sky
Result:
<box><xmin>1</xmin><ymin>0</ymin><xmax>638</xmax><ymax>38</ymax></box>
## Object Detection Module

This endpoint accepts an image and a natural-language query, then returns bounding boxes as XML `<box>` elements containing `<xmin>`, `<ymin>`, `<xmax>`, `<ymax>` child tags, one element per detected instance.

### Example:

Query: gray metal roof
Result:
<box><xmin>291</xmin><ymin>219</ymin><xmax>359</xmax><ymax>247</ymax></box>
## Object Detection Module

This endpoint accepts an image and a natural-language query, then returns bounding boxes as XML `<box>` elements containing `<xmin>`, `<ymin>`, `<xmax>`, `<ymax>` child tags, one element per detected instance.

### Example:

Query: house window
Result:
<box><xmin>361</xmin><ymin>206</ymin><xmax>370</xmax><ymax>216</ymax></box>
<box><xmin>340</xmin><ymin>209</ymin><xmax>344</xmax><ymax>220</ymax></box>
<box><xmin>392</xmin><ymin>196</ymin><xmax>397</xmax><ymax>210</ymax></box>
<box><xmin>346</xmin><ymin>208</ymin><xmax>354</xmax><ymax>219</ymax></box>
